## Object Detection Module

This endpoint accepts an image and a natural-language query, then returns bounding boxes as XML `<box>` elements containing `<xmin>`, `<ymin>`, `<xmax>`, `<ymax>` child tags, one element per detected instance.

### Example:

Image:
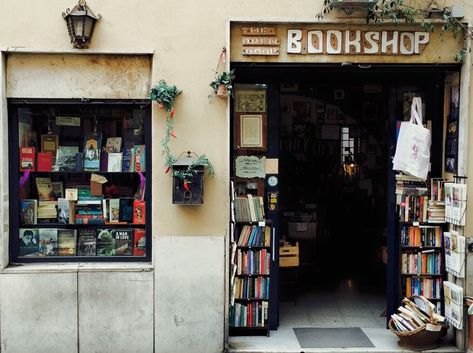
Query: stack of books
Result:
<box><xmin>391</xmin><ymin>296</ymin><xmax>445</xmax><ymax>332</ymax></box>
<box><xmin>234</xmin><ymin>195</ymin><xmax>265</xmax><ymax>222</ymax></box>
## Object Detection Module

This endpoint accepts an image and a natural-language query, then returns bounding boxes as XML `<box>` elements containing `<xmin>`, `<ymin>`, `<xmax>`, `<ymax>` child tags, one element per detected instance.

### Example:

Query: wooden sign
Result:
<box><xmin>241</xmin><ymin>27</ymin><xmax>276</xmax><ymax>36</ymax></box>
<box><xmin>235</xmin><ymin>156</ymin><xmax>266</xmax><ymax>179</ymax></box>
<box><xmin>241</xmin><ymin>26</ymin><xmax>281</xmax><ymax>56</ymax></box>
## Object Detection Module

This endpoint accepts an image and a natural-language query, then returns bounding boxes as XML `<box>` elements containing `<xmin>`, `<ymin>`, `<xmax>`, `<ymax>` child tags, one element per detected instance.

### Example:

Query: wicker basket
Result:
<box><xmin>389</xmin><ymin>295</ymin><xmax>449</xmax><ymax>351</ymax></box>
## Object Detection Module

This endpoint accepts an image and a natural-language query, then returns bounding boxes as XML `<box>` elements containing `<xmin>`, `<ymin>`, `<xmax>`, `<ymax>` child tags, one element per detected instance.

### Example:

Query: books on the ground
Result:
<box><xmin>109</xmin><ymin>199</ymin><xmax>120</xmax><ymax>222</ymax></box>
<box><xmin>19</xmin><ymin>199</ymin><xmax>37</xmax><ymax>226</ymax></box>
<box><xmin>133</xmin><ymin>200</ymin><xmax>145</xmax><ymax>224</ymax></box>
<box><xmin>57</xmin><ymin>198</ymin><xmax>72</xmax><ymax>224</ymax></box>
<box><xmin>122</xmin><ymin>148</ymin><xmax>134</xmax><ymax>172</ymax></box>
<box><xmin>39</xmin><ymin>228</ymin><xmax>58</xmax><ymax>256</ymax></box>
<box><xmin>96</xmin><ymin>229</ymin><xmax>115</xmax><ymax>256</ymax></box>
<box><xmin>108</xmin><ymin>152</ymin><xmax>123</xmax><ymax>172</ymax></box>
<box><xmin>55</xmin><ymin>146</ymin><xmax>79</xmax><ymax>172</ymax></box>
<box><xmin>113</xmin><ymin>229</ymin><xmax>133</xmax><ymax>256</ymax></box>
<box><xmin>77</xmin><ymin>229</ymin><xmax>97</xmax><ymax>256</ymax></box>
<box><xmin>133</xmin><ymin>145</ymin><xmax>146</xmax><ymax>172</ymax></box>
<box><xmin>106</xmin><ymin>137</ymin><xmax>122</xmax><ymax>153</ymax></box>
<box><xmin>133</xmin><ymin>229</ymin><xmax>146</xmax><ymax>256</ymax></box>
<box><xmin>119</xmin><ymin>198</ymin><xmax>134</xmax><ymax>223</ymax></box>
<box><xmin>51</xmin><ymin>181</ymin><xmax>64</xmax><ymax>200</ymax></box>
<box><xmin>58</xmin><ymin>229</ymin><xmax>77</xmax><ymax>256</ymax></box>
<box><xmin>41</xmin><ymin>134</ymin><xmax>58</xmax><ymax>155</ymax></box>
<box><xmin>37</xmin><ymin>200</ymin><xmax>57</xmax><ymax>219</ymax></box>
<box><xmin>36</xmin><ymin>177</ymin><xmax>52</xmax><ymax>200</ymax></box>
<box><xmin>19</xmin><ymin>146</ymin><xmax>35</xmax><ymax>171</ymax></box>
<box><xmin>19</xmin><ymin>228</ymin><xmax>39</xmax><ymax>256</ymax></box>
<box><xmin>83</xmin><ymin>133</ymin><xmax>102</xmax><ymax>171</ymax></box>
<box><xmin>37</xmin><ymin>152</ymin><xmax>53</xmax><ymax>172</ymax></box>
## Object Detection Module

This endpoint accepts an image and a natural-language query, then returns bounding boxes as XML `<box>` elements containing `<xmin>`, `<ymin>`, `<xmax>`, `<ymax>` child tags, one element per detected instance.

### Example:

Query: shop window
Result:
<box><xmin>9</xmin><ymin>100</ymin><xmax>151</xmax><ymax>262</ymax></box>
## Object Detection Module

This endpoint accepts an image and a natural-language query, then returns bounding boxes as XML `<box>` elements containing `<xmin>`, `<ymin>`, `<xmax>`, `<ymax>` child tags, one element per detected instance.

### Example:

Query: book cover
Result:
<box><xmin>133</xmin><ymin>200</ymin><xmax>145</xmax><ymax>224</ymax></box>
<box><xmin>39</xmin><ymin>228</ymin><xmax>58</xmax><ymax>256</ymax></box>
<box><xmin>37</xmin><ymin>200</ymin><xmax>57</xmax><ymax>220</ymax></box>
<box><xmin>109</xmin><ymin>199</ymin><xmax>120</xmax><ymax>222</ymax></box>
<box><xmin>133</xmin><ymin>229</ymin><xmax>146</xmax><ymax>256</ymax></box>
<box><xmin>51</xmin><ymin>181</ymin><xmax>64</xmax><ymax>200</ymax></box>
<box><xmin>37</xmin><ymin>152</ymin><xmax>53</xmax><ymax>172</ymax></box>
<box><xmin>57</xmin><ymin>198</ymin><xmax>71</xmax><ymax>224</ymax></box>
<box><xmin>113</xmin><ymin>228</ymin><xmax>133</xmax><ymax>256</ymax></box>
<box><xmin>19</xmin><ymin>228</ymin><xmax>39</xmax><ymax>256</ymax></box>
<box><xmin>55</xmin><ymin>146</ymin><xmax>79</xmax><ymax>172</ymax></box>
<box><xmin>83</xmin><ymin>133</ymin><xmax>102</xmax><ymax>171</ymax></box>
<box><xmin>19</xmin><ymin>199</ymin><xmax>37</xmax><ymax>226</ymax></box>
<box><xmin>106</xmin><ymin>137</ymin><xmax>122</xmax><ymax>153</ymax></box>
<box><xmin>96</xmin><ymin>229</ymin><xmax>115</xmax><ymax>256</ymax></box>
<box><xmin>122</xmin><ymin>148</ymin><xmax>134</xmax><ymax>172</ymax></box>
<box><xmin>107</xmin><ymin>152</ymin><xmax>123</xmax><ymax>172</ymax></box>
<box><xmin>75</xmin><ymin>152</ymin><xmax>84</xmax><ymax>172</ymax></box>
<box><xmin>36</xmin><ymin>177</ymin><xmax>52</xmax><ymax>200</ymax></box>
<box><xmin>41</xmin><ymin>134</ymin><xmax>58</xmax><ymax>155</ymax></box>
<box><xmin>119</xmin><ymin>198</ymin><xmax>134</xmax><ymax>223</ymax></box>
<box><xmin>65</xmin><ymin>188</ymin><xmax>78</xmax><ymax>201</ymax></box>
<box><xmin>77</xmin><ymin>229</ymin><xmax>97</xmax><ymax>256</ymax></box>
<box><xmin>58</xmin><ymin>229</ymin><xmax>77</xmax><ymax>256</ymax></box>
<box><xmin>133</xmin><ymin>145</ymin><xmax>146</xmax><ymax>172</ymax></box>
<box><xmin>19</xmin><ymin>146</ymin><xmax>35</xmax><ymax>171</ymax></box>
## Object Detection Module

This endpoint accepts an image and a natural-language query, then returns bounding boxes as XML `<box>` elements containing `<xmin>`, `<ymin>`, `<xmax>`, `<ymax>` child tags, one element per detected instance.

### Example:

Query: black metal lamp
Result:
<box><xmin>62</xmin><ymin>0</ymin><xmax>101</xmax><ymax>49</ymax></box>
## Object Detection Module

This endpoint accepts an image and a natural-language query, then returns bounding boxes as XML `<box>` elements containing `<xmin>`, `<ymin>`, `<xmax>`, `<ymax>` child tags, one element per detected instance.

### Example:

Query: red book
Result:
<box><xmin>133</xmin><ymin>200</ymin><xmax>145</xmax><ymax>224</ymax></box>
<box><xmin>133</xmin><ymin>229</ymin><xmax>146</xmax><ymax>256</ymax></box>
<box><xmin>37</xmin><ymin>152</ymin><xmax>53</xmax><ymax>172</ymax></box>
<box><xmin>19</xmin><ymin>147</ymin><xmax>35</xmax><ymax>171</ymax></box>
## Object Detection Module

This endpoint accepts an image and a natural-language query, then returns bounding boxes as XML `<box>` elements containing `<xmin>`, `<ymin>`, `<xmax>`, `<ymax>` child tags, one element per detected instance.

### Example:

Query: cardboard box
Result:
<box><xmin>279</xmin><ymin>242</ymin><xmax>299</xmax><ymax>267</ymax></box>
<box><xmin>288</xmin><ymin>221</ymin><xmax>317</xmax><ymax>240</ymax></box>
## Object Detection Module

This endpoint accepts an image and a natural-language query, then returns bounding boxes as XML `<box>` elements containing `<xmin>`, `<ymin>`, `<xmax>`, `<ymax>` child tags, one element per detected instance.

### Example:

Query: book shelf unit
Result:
<box><xmin>229</xmin><ymin>220</ymin><xmax>272</xmax><ymax>337</ymax></box>
<box><xmin>9</xmin><ymin>100</ymin><xmax>152</xmax><ymax>262</ymax></box>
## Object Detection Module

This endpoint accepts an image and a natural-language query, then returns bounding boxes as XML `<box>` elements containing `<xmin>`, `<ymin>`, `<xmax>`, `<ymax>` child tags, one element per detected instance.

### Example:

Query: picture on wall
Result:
<box><xmin>235</xmin><ymin>114</ymin><xmax>267</xmax><ymax>151</ymax></box>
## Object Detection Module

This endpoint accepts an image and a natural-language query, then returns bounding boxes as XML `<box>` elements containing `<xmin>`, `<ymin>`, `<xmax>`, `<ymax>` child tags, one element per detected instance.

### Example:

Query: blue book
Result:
<box><xmin>122</xmin><ymin>148</ymin><xmax>133</xmax><ymax>172</ymax></box>
<box><xmin>83</xmin><ymin>133</ymin><xmax>102</xmax><ymax>172</ymax></box>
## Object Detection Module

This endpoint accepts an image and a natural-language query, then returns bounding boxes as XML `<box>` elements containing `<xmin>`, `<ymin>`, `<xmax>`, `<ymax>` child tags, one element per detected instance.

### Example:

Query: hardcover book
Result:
<box><xmin>36</xmin><ymin>177</ymin><xmax>52</xmax><ymax>200</ymax></box>
<box><xmin>133</xmin><ymin>145</ymin><xmax>146</xmax><ymax>172</ymax></box>
<box><xmin>133</xmin><ymin>229</ymin><xmax>146</xmax><ymax>256</ymax></box>
<box><xmin>113</xmin><ymin>228</ymin><xmax>134</xmax><ymax>256</ymax></box>
<box><xmin>57</xmin><ymin>198</ymin><xmax>71</xmax><ymax>224</ymax></box>
<box><xmin>19</xmin><ymin>146</ymin><xmax>35</xmax><ymax>171</ymax></box>
<box><xmin>77</xmin><ymin>229</ymin><xmax>97</xmax><ymax>256</ymax></box>
<box><xmin>19</xmin><ymin>228</ymin><xmax>39</xmax><ymax>256</ymax></box>
<box><xmin>41</xmin><ymin>134</ymin><xmax>58</xmax><ymax>155</ymax></box>
<box><xmin>37</xmin><ymin>152</ymin><xmax>53</xmax><ymax>172</ymax></box>
<box><xmin>106</xmin><ymin>137</ymin><xmax>122</xmax><ymax>153</ymax></box>
<box><xmin>19</xmin><ymin>199</ymin><xmax>37</xmax><ymax>226</ymax></box>
<box><xmin>39</xmin><ymin>228</ymin><xmax>58</xmax><ymax>256</ymax></box>
<box><xmin>58</xmin><ymin>229</ymin><xmax>77</xmax><ymax>256</ymax></box>
<box><xmin>119</xmin><ymin>198</ymin><xmax>134</xmax><ymax>223</ymax></box>
<box><xmin>51</xmin><ymin>181</ymin><xmax>64</xmax><ymax>200</ymax></box>
<box><xmin>133</xmin><ymin>200</ymin><xmax>145</xmax><ymax>224</ymax></box>
<box><xmin>37</xmin><ymin>201</ymin><xmax>57</xmax><ymax>220</ymax></box>
<box><xmin>108</xmin><ymin>152</ymin><xmax>123</xmax><ymax>172</ymax></box>
<box><xmin>55</xmin><ymin>146</ymin><xmax>79</xmax><ymax>172</ymax></box>
<box><xmin>122</xmin><ymin>148</ymin><xmax>134</xmax><ymax>172</ymax></box>
<box><xmin>109</xmin><ymin>199</ymin><xmax>120</xmax><ymax>222</ymax></box>
<box><xmin>83</xmin><ymin>133</ymin><xmax>102</xmax><ymax>171</ymax></box>
<box><xmin>96</xmin><ymin>229</ymin><xmax>115</xmax><ymax>256</ymax></box>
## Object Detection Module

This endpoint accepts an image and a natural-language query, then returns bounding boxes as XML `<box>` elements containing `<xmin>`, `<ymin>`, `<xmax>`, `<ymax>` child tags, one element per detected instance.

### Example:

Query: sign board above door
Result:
<box><xmin>230</xmin><ymin>23</ymin><xmax>464</xmax><ymax>64</ymax></box>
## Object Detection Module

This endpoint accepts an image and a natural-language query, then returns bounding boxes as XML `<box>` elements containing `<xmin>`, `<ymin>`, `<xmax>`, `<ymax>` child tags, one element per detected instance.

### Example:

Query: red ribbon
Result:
<box><xmin>165</xmin><ymin>166</ymin><xmax>171</xmax><ymax>174</ymax></box>
<box><xmin>170</xmin><ymin>108</ymin><xmax>175</xmax><ymax>118</ymax></box>
<box><xmin>170</xmin><ymin>130</ymin><xmax>177</xmax><ymax>138</ymax></box>
<box><xmin>184</xmin><ymin>181</ymin><xmax>191</xmax><ymax>192</ymax></box>
<box><xmin>214</xmin><ymin>47</ymin><xmax>227</xmax><ymax>76</ymax></box>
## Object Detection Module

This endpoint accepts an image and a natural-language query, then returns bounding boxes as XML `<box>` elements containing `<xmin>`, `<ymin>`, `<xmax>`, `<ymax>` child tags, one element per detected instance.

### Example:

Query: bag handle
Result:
<box><xmin>410</xmin><ymin>97</ymin><xmax>423</xmax><ymax>125</ymax></box>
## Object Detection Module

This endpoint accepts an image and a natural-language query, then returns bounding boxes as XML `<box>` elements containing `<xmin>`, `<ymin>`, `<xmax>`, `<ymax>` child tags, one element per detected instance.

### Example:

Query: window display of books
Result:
<box><xmin>15</xmin><ymin>106</ymin><xmax>149</xmax><ymax>261</ymax></box>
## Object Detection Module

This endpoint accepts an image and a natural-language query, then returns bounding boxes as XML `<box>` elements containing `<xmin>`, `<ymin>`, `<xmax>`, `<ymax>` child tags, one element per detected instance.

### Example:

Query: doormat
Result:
<box><xmin>293</xmin><ymin>327</ymin><xmax>375</xmax><ymax>348</ymax></box>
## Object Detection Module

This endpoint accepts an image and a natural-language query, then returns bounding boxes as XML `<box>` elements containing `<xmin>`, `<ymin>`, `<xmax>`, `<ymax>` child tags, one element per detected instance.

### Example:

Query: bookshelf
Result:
<box><xmin>396</xmin><ymin>175</ymin><xmax>445</xmax><ymax>313</ymax></box>
<box><xmin>10</xmin><ymin>100</ymin><xmax>152</xmax><ymax>262</ymax></box>
<box><xmin>229</xmin><ymin>184</ymin><xmax>272</xmax><ymax>337</ymax></box>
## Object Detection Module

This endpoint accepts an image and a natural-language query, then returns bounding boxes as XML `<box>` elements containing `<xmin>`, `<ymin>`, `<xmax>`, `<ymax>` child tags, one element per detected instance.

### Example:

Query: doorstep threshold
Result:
<box><xmin>228</xmin><ymin>347</ymin><xmax>461</xmax><ymax>353</ymax></box>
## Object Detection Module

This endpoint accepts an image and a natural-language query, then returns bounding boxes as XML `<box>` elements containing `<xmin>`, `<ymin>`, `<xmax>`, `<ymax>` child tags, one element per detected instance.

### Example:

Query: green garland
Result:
<box><xmin>150</xmin><ymin>80</ymin><xmax>215</xmax><ymax>182</ymax></box>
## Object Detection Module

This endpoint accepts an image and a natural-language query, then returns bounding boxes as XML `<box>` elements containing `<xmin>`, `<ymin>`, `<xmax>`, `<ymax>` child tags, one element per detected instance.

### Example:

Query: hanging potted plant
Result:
<box><xmin>150</xmin><ymin>79</ymin><xmax>182</xmax><ymax>111</ymax></box>
<box><xmin>209</xmin><ymin>69</ymin><xmax>235</xmax><ymax>99</ymax></box>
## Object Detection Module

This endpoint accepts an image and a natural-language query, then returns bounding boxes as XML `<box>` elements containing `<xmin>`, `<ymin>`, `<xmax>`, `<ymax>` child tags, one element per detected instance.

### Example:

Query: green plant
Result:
<box><xmin>173</xmin><ymin>153</ymin><xmax>215</xmax><ymax>183</ymax></box>
<box><xmin>209</xmin><ymin>69</ymin><xmax>235</xmax><ymax>98</ymax></box>
<box><xmin>149</xmin><ymin>79</ymin><xmax>182</xmax><ymax>112</ymax></box>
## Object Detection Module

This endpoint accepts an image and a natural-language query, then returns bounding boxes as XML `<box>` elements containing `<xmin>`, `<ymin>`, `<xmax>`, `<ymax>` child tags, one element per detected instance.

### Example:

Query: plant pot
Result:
<box><xmin>158</xmin><ymin>102</ymin><xmax>165</xmax><ymax>109</ymax></box>
<box><xmin>216</xmin><ymin>84</ymin><xmax>228</xmax><ymax>98</ymax></box>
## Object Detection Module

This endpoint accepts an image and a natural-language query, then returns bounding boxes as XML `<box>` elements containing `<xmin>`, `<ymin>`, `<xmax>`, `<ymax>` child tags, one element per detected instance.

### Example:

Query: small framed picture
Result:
<box><xmin>235</xmin><ymin>113</ymin><xmax>267</xmax><ymax>151</ymax></box>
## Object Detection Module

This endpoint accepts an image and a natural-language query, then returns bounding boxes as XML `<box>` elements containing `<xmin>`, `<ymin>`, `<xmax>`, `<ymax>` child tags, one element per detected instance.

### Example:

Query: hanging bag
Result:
<box><xmin>392</xmin><ymin>97</ymin><xmax>431</xmax><ymax>180</ymax></box>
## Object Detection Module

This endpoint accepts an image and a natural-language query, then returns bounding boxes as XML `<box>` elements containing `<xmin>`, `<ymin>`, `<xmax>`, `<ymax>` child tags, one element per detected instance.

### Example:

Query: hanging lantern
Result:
<box><xmin>62</xmin><ymin>0</ymin><xmax>101</xmax><ymax>49</ymax></box>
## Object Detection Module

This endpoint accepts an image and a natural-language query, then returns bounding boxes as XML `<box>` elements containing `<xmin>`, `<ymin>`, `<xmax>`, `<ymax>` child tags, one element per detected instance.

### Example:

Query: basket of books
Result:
<box><xmin>389</xmin><ymin>295</ymin><xmax>448</xmax><ymax>351</ymax></box>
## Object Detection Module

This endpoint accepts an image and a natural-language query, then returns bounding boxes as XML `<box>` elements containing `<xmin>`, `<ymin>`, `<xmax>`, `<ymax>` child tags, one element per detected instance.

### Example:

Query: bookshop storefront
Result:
<box><xmin>227</xmin><ymin>21</ymin><xmax>471</xmax><ymax>351</ymax></box>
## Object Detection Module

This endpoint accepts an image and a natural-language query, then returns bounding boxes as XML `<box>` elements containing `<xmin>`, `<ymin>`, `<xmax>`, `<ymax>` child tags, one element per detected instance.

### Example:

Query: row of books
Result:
<box><xmin>402</xmin><ymin>277</ymin><xmax>442</xmax><ymax>299</ymax></box>
<box><xmin>20</xmin><ymin>198</ymin><xmax>145</xmax><ymax>225</ymax></box>
<box><xmin>400</xmin><ymin>225</ymin><xmax>442</xmax><ymax>247</ymax></box>
<box><xmin>234</xmin><ymin>277</ymin><xmax>270</xmax><ymax>300</ymax></box>
<box><xmin>19</xmin><ymin>228</ymin><xmax>146</xmax><ymax>257</ymax></box>
<box><xmin>391</xmin><ymin>296</ymin><xmax>445</xmax><ymax>332</ymax></box>
<box><xmin>401</xmin><ymin>251</ymin><xmax>442</xmax><ymax>275</ymax></box>
<box><xmin>20</xmin><ymin>143</ymin><xmax>146</xmax><ymax>172</ymax></box>
<box><xmin>398</xmin><ymin>195</ymin><xmax>429</xmax><ymax>223</ymax></box>
<box><xmin>229</xmin><ymin>302</ymin><xmax>268</xmax><ymax>328</ymax></box>
<box><xmin>236</xmin><ymin>226</ymin><xmax>271</xmax><ymax>247</ymax></box>
<box><xmin>236</xmin><ymin>249</ymin><xmax>270</xmax><ymax>276</ymax></box>
<box><xmin>234</xmin><ymin>195</ymin><xmax>265</xmax><ymax>223</ymax></box>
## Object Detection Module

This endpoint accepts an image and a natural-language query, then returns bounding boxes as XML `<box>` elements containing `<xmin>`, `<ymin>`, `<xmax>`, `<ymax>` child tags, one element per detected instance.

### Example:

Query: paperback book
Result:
<box><xmin>39</xmin><ymin>228</ymin><xmax>58</xmax><ymax>256</ymax></box>
<box><xmin>133</xmin><ymin>200</ymin><xmax>145</xmax><ymax>224</ymax></box>
<box><xmin>19</xmin><ymin>146</ymin><xmax>35</xmax><ymax>171</ymax></box>
<box><xmin>57</xmin><ymin>198</ymin><xmax>71</xmax><ymax>224</ymax></box>
<box><xmin>83</xmin><ymin>133</ymin><xmax>102</xmax><ymax>172</ymax></box>
<box><xmin>133</xmin><ymin>229</ymin><xmax>146</xmax><ymax>256</ymax></box>
<box><xmin>133</xmin><ymin>145</ymin><xmax>146</xmax><ymax>172</ymax></box>
<box><xmin>96</xmin><ymin>229</ymin><xmax>115</xmax><ymax>256</ymax></box>
<box><xmin>113</xmin><ymin>229</ymin><xmax>134</xmax><ymax>256</ymax></box>
<box><xmin>36</xmin><ymin>177</ymin><xmax>53</xmax><ymax>200</ymax></box>
<box><xmin>19</xmin><ymin>199</ymin><xmax>37</xmax><ymax>226</ymax></box>
<box><xmin>55</xmin><ymin>146</ymin><xmax>79</xmax><ymax>172</ymax></box>
<box><xmin>77</xmin><ymin>229</ymin><xmax>97</xmax><ymax>256</ymax></box>
<box><xmin>108</xmin><ymin>152</ymin><xmax>123</xmax><ymax>172</ymax></box>
<box><xmin>19</xmin><ymin>228</ymin><xmax>39</xmax><ymax>256</ymax></box>
<box><xmin>37</xmin><ymin>152</ymin><xmax>53</xmax><ymax>172</ymax></box>
<box><xmin>58</xmin><ymin>229</ymin><xmax>77</xmax><ymax>256</ymax></box>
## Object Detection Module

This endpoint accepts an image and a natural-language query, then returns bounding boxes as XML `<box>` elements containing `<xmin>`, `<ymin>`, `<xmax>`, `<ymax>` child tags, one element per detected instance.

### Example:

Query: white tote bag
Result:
<box><xmin>392</xmin><ymin>97</ymin><xmax>431</xmax><ymax>180</ymax></box>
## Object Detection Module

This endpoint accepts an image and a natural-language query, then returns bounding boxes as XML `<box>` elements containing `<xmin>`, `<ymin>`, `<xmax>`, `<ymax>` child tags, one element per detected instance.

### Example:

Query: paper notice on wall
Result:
<box><xmin>265</xmin><ymin>158</ymin><xmax>279</xmax><ymax>174</ymax></box>
<box><xmin>444</xmin><ymin>231</ymin><xmax>465</xmax><ymax>278</ymax></box>
<box><xmin>235</xmin><ymin>156</ymin><xmax>266</xmax><ymax>178</ymax></box>
<box><xmin>443</xmin><ymin>281</ymin><xmax>463</xmax><ymax>329</ymax></box>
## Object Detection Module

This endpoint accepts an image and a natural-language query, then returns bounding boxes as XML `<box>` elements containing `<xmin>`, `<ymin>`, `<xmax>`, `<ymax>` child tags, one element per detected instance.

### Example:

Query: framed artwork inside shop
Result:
<box><xmin>9</xmin><ymin>99</ymin><xmax>152</xmax><ymax>263</ymax></box>
<box><xmin>234</xmin><ymin>113</ymin><xmax>267</xmax><ymax>151</ymax></box>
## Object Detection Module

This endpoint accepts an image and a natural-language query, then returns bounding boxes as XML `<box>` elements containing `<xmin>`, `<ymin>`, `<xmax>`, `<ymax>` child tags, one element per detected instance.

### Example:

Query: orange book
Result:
<box><xmin>406</xmin><ymin>278</ymin><xmax>412</xmax><ymax>296</ymax></box>
<box><xmin>422</xmin><ymin>254</ymin><xmax>427</xmax><ymax>274</ymax></box>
